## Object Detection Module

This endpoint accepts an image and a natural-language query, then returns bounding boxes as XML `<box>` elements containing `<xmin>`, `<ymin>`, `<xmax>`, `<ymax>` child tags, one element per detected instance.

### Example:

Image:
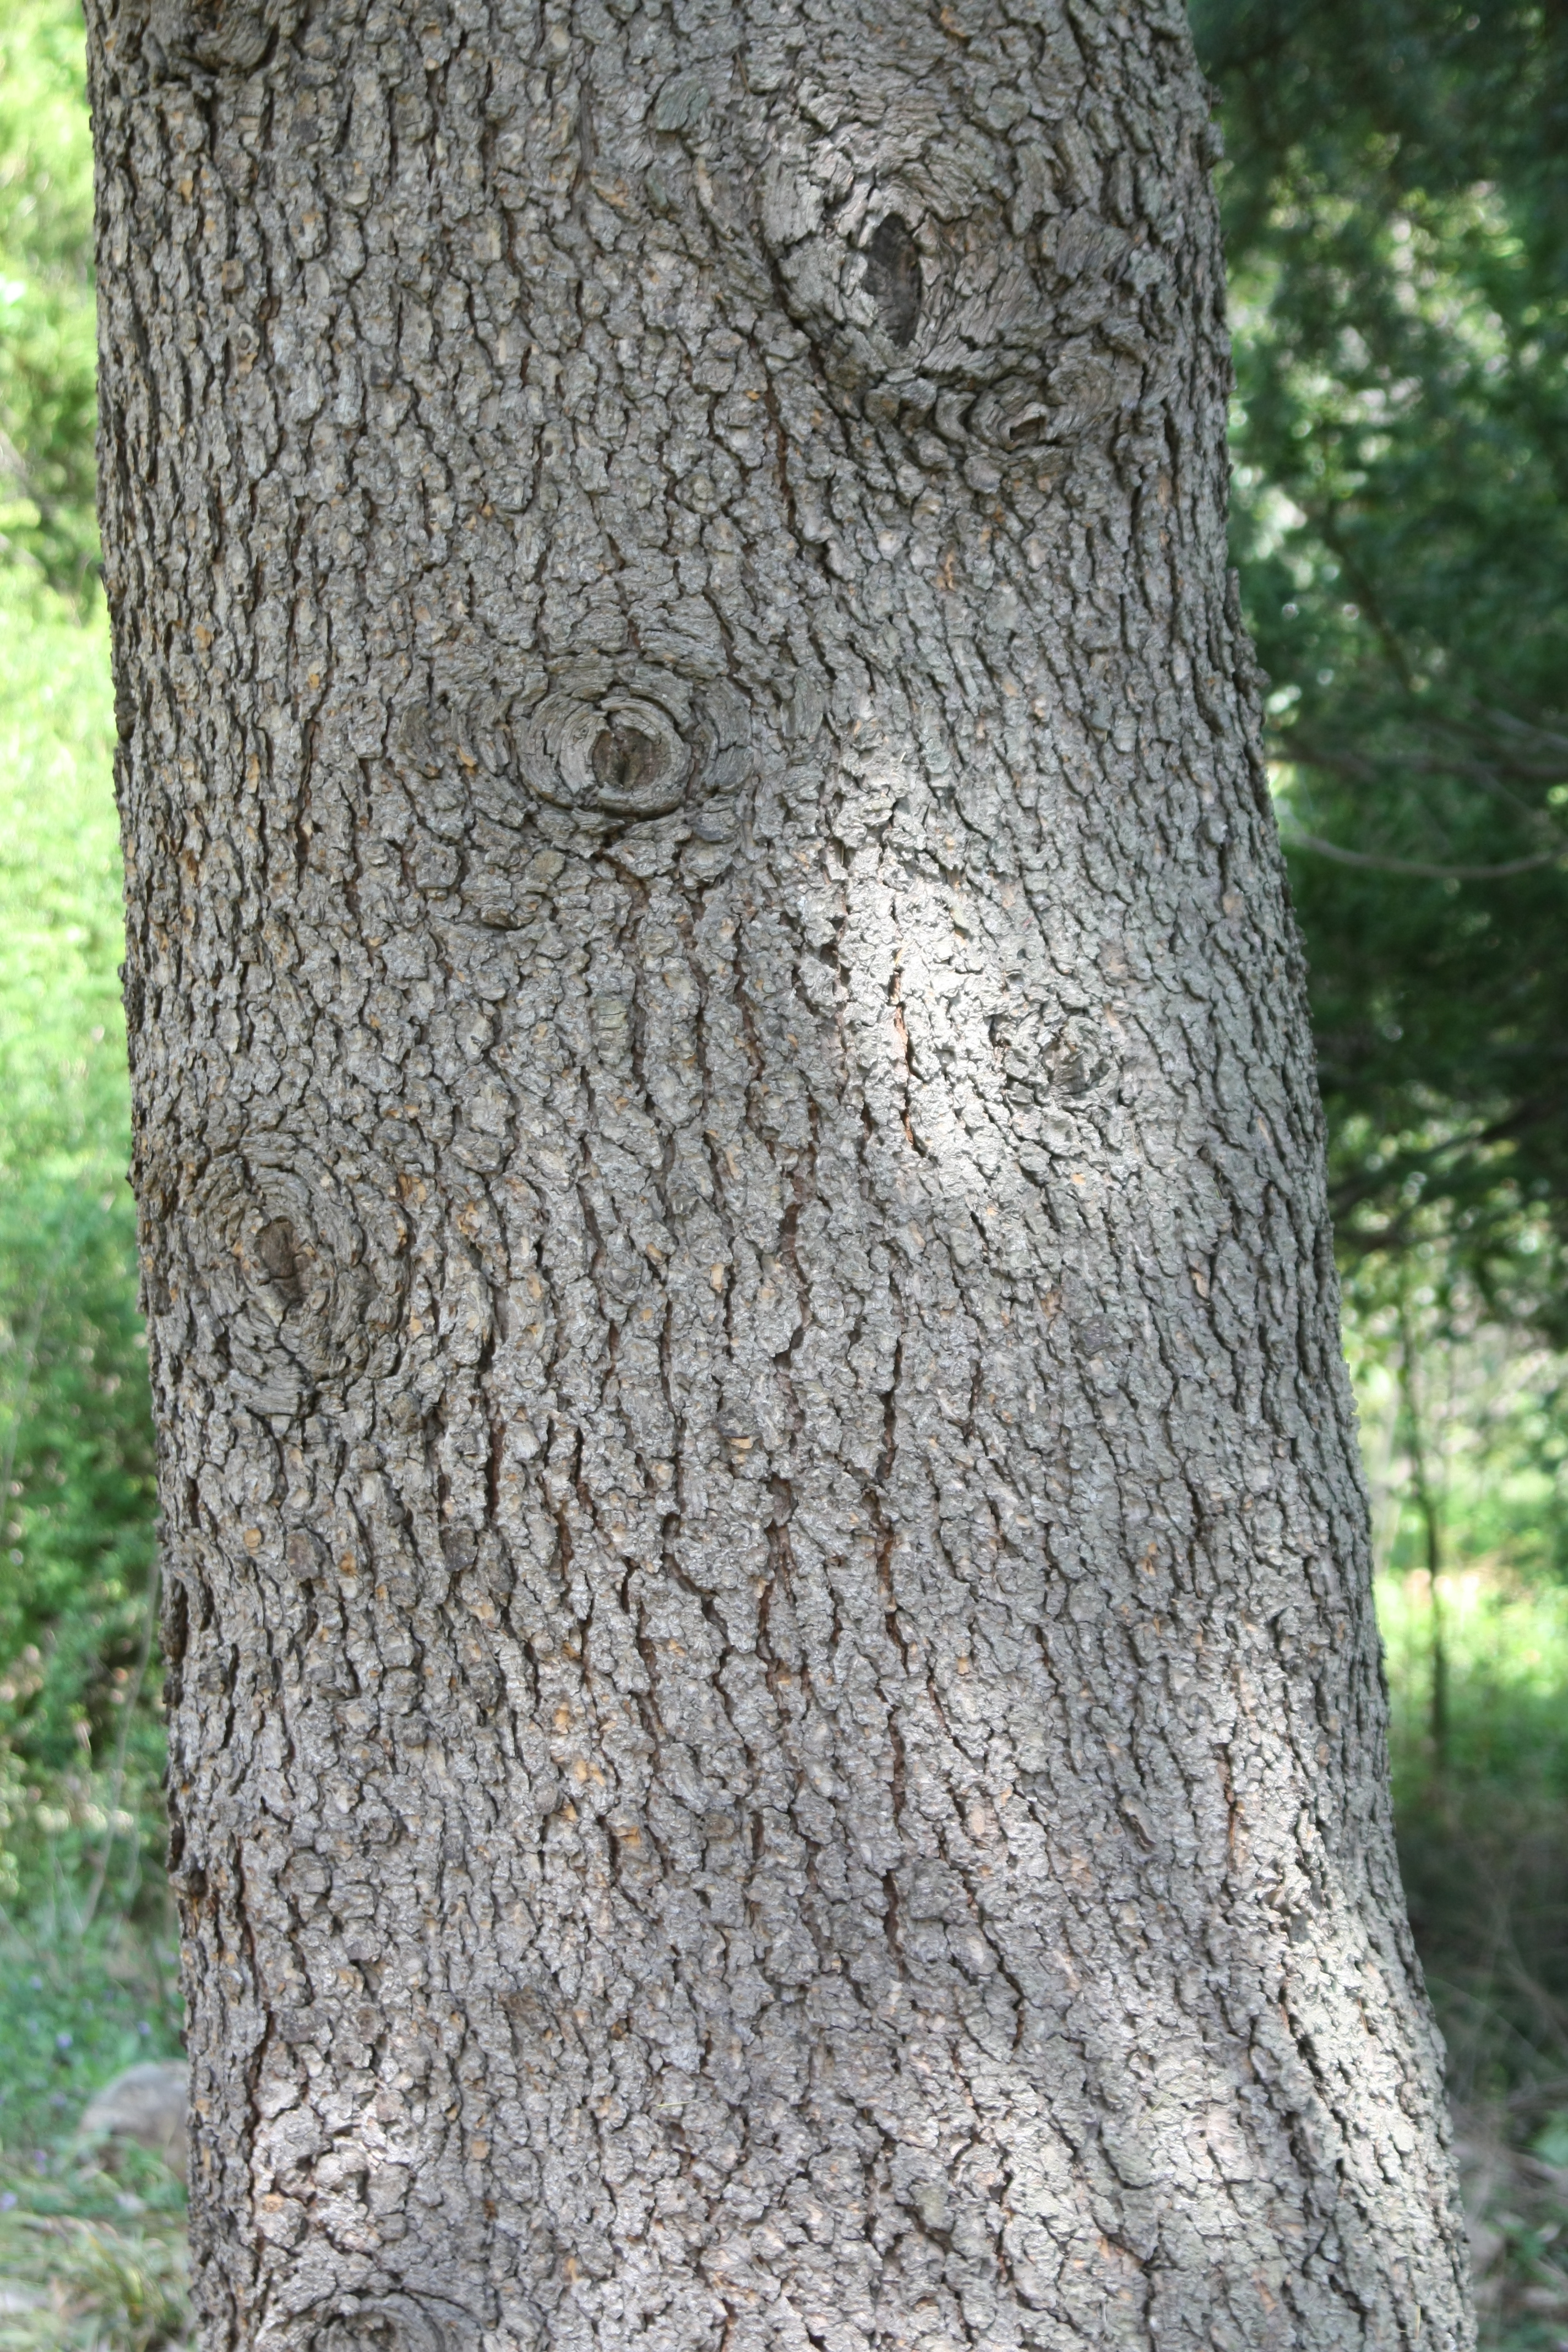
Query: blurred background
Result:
<box><xmin>0</xmin><ymin>0</ymin><xmax>1564</xmax><ymax>2341</ymax></box>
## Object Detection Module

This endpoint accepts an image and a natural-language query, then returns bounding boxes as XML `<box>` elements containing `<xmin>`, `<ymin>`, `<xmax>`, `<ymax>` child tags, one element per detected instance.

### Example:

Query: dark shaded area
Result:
<box><xmin>1193</xmin><ymin>10</ymin><xmax>1568</xmax><ymax>2335</ymax></box>
<box><xmin>592</xmin><ymin>723</ymin><xmax>666</xmax><ymax>799</ymax></box>
<box><xmin>1194</xmin><ymin>0</ymin><xmax>1568</xmax><ymax>1320</ymax></box>
<box><xmin>863</xmin><ymin>213</ymin><xmax>922</xmax><ymax>347</ymax></box>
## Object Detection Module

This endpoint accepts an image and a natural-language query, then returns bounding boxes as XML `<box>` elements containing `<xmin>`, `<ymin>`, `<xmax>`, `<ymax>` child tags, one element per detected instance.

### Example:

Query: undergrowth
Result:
<box><xmin>0</xmin><ymin>1905</ymin><xmax>187</xmax><ymax>2351</ymax></box>
<box><xmin>1380</xmin><ymin>1569</ymin><xmax>1568</xmax><ymax>2345</ymax></box>
<box><xmin>0</xmin><ymin>2211</ymin><xmax>187</xmax><ymax>2352</ymax></box>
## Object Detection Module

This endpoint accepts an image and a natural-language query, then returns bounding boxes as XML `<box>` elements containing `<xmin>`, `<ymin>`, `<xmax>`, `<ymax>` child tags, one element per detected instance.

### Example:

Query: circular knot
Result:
<box><xmin>529</xmin><ymin>691</ymin><xmax>690</xmax><ymax>819</ymax></box>
<box><xmin>308</xmin><ymin>2294</ymin><xmax>475</xmax><ymax>2352</ymax></box>
<box><xmin>515</xmin><ymin>671</ymin><xmax>749</xmax><ymax>827</ymax></box>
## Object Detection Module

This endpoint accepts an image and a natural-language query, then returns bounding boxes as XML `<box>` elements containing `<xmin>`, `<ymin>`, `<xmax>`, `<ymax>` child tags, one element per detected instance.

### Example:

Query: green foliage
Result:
<box><xmin>1194</xmin><ymin>0</ymin><xmax>1568</xmax><ymax>1303</ymax></box>
<box><xmin>0</xmin><ymin>0</ymin><xmax>97</xmax><ymax>595</ymax></box>
<box><xmin>0</xmin><ymin>562</ymin><xmax>160</xmax><ymax>1888</ymax></box>
<box><xmin>0</xmin><ymin>1923</ymin><xmax>181</xmax><ymax>2171</ymax></box>
<box><xmin>1345</xmin><ymin>1255</ymin><xmax>1568</xmax><ymax>1587</ymax></box>
<box><xmin>1192</xmin><ymin>41</ymin><xmax>1568</xmax><ymax>2310</ymax></box>
<box><xmin>1211</xmin><ymin>56</ymin><xmax>1568</xmax><ymax>2250</ymax></box>
<box><xmin>0</xmin><ymin>2211</ymin><xmax>190</xmax><ymax>2352</ymax></box>
<box><xmin>0</xmin><ymin>2</ymin><xmax>158</xmax><ymax>1877</ymax></box>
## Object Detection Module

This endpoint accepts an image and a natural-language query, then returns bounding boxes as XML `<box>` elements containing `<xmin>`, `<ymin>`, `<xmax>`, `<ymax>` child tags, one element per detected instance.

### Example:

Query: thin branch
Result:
<box><xmin>1310</xmin><ymin>505</ymin><xmax>1419</xmax><ymax>693</ymax></box>
<box><xmin>1396</xmin><ymin>1295</ymin><xmax>1449</xmax><ymax>1771</ymax></box>
<box><xmin>1285</xmin><ymin>733</ymin><xmax>1568</xmax><ymax>794</ymax></box>
<box><xmin>79</xmin><ymin>1553</ymin><xmax>160</xmax><ymax>1935</ymax></box>
<box><xmin>1484</xmin><ymin>706</ymin><xmax>1568</xmax><ymax>759</ymax></box>
<box><xmin>1286</xmin><ymin>830</ymin><xmax>1560</xmax><ymax>880</ymax></box>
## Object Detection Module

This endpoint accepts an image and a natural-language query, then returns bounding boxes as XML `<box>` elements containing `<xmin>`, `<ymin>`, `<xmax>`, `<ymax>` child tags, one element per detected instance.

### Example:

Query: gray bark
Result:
<box><xmin>88</xmin><ymin>0</ymin><xmax>1473</xmax><ymax>2345</ymax></box>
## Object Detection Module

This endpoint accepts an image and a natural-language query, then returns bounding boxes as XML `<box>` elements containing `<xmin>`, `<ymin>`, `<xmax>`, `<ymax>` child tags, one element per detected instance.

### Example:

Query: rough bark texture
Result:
<box><xmin>88</xmin><ymin>0</ymin><xmax>1473</xmax><ymax>2345</ymax></box>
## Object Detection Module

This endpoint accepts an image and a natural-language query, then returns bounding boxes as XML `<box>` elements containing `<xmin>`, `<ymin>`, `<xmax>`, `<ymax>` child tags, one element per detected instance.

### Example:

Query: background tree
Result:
<box><xmin>0</xmin><ymin>0</ymin><xmax>165</xmax><ymax>1914</ymax></box>
<box><xmin>85</xmin><ymin>2</ymin><xmax>1472</xmax><ymax>2349</ymax></box>
<box><xmin>1195</xmin><ymin>0</ymin><xmax>1568</xmax><ymax>1306</ymax></box>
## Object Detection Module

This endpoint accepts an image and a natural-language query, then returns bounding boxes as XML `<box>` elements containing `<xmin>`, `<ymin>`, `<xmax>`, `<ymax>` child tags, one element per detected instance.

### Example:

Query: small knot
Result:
<box><xmin>307</xmin><ymin>2294</ymin><xmax>475</xmax><ymax>2352</ymax></box>
<box><xmin>146</xmin><ymin>0</ymin><xmax>276</xmax><ymax>73</ymax></box>
<box><xmin>515</xmin><ymin>673</ymin><xmax>750</xmax><ymax>829</ymax></box>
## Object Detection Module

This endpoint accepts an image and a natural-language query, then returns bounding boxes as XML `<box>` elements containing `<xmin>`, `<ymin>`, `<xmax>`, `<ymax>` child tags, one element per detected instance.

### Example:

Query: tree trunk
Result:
<box><xmin>89</xmin><ymin>0</ymin><xmax>1473</xmax><ymax>2345</ymax></box>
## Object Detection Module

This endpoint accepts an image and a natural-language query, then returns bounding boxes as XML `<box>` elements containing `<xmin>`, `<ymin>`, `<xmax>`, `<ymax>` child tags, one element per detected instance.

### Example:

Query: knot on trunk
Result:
<box><xmin>390</xmin><ymin>669</ymin><xmax>752</xmax><ymax>852</ymax></box>
<box><xmin>303</xmin><ymin>2295</ymin><xmax>479</xmax><ymax>2352</ymax></box>
<box><xmin>141</xmin><ymin>0</ymin><xmax>281</xmax><ymax>77</ymax></box>
<box><xmin>515</xmin><ymin>669</ymin><xmax>750</xmax><ymax>830</ymax></box>
<box><xmin>177</xmin><ymin>1142</ymin><xmax>410</xmax><ymax>1427</ymax></box>
<box><xmin>530</xmin><ymin>692</ymin><xmax>690</xmax><ymax>820</ymax></box>
<box><xmin>861</xmin><ymin>213</ymin><xmax>923</xmax><ymax>349</ymax></box>
<box><xmin>759</xmin><ymin>104</ymin><xmax>1170</xmax><ymax>459</ymax></box>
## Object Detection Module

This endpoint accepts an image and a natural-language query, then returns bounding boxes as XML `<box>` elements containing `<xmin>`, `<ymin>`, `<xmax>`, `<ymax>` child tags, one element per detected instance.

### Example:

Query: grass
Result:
<box><xmin>0</xmin><ymin>2211</ymin><xmax>187</xmax><ymax>2352</ymax></box>
<box><xmin>0</xmin><ymin>1912</ymin><xmax>188</xmax><ymax>2352</ymax></box>
<box><xmin>1380</xmin><ymin>1569</ymin><xmax>1568</xmax><ymax>1809</ymax></box>
<box><xmin>0</xmin><ymin>1920</ymin><xmax>181</xmax><ymax>2179</ymax></box>
<box><xmin>0</xmin><ymin>560</ymin><xmax>160</xmax><ymax>1914</ymax></box>
<box><xmin>1378</xmin><ymin>1567</ymin><xmax>1568</xmax><ymax>2346</ymax></box>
